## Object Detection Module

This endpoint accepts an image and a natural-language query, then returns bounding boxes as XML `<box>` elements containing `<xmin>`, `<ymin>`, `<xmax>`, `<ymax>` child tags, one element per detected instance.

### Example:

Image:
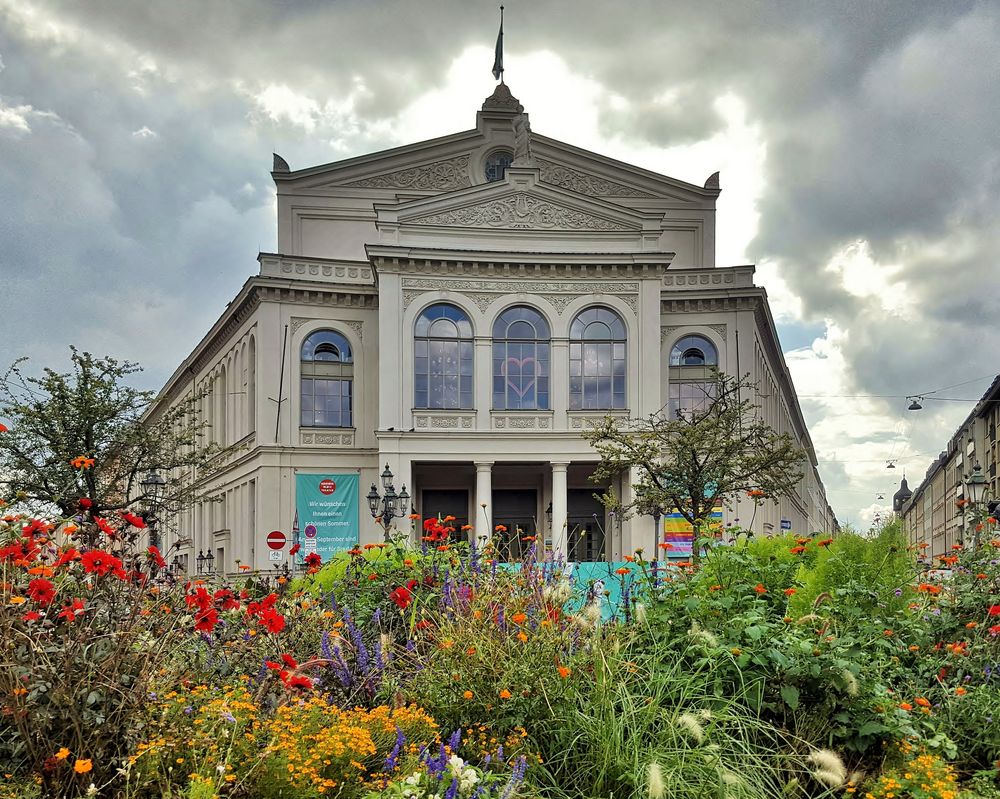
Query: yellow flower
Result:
<box><xmin>55</xmin><ymin>747</ymin><xmax>70</xmax><ymax>760</ymax></box>
<box><xmin>74</xmin><ymin>758</ymin><xmax>93</xmax><ymax>774</ymax></box>
<box><xmin>9</xmin><ymin>596</ymin><xmax>26</xmax><ymax>605</ymax></box>
<box><xmin>463</xmin><ymin>690</ymin><xmax>473</xmax><ymax>700</ymax></box>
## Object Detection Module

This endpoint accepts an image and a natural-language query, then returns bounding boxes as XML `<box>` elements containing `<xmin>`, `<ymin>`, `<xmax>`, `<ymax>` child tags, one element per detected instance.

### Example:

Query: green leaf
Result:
<box><xmin>780</xmin><ymin>684</ymin><xmax>800</xmax><ymax>710</ymax></box>
<box><xmin>856</xmin><ymin>721</ymin><xmax>887</xmax><ymax>737</ymax></box>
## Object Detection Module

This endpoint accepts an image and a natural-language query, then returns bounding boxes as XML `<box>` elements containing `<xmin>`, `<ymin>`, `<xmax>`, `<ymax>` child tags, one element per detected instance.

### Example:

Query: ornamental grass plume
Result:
<box><xmin>841</xmin><ymin>668</ymin><xmax>859</xmax><ymax>697</ymax></box>
<box><xmin>675</xmin><ymin>712</ymin><xmax>705</xmax><ymax>744</ymax></box>
<box><xmin>688</xmin><ymin>621</ymin><xmax>718</xmax><ymax>648</ymax></box>
<box><xmin>646</xmin><ymin>761</ymin><xmax>665</xmax><ymax>799</ymax></box>
<box><xmin>807</xmin><ymin>748</ymin><xmax>847</xmax><ymax>789</ymax></box>
<box><xmin>634</xmin><ymin>602</ymin><xmax>647</xmax><ymax>624</ymax></box>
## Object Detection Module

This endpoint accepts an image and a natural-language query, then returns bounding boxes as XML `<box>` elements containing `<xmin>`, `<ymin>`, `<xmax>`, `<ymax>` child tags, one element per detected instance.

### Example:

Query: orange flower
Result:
<box><xmin>499</xmin><ymin>689</ymin><xmax>512</xmax><ymax>700</ymax></box>
<box><xmin>747</xmin><ymin>489</ymin><xmax>765</xmax><ymax>498</ymax></box>
<box><xmin>790</xmin><ymin>546</ymin><xmax>807</xmax><ymax>554</ymax></box>
<box><xmin>557</xmin><ymin>666</ymin><xmax>572</xmax><ymax>679</ymax></box>
<box><xmin>754</xmin><ymin>584</ymin><xmax>767</xmax><ymax>594</ymax></box>
<box><xmin>955</xmin><ymin>686</ymin><xmax>967</xmax><ymax>696</ymax></box>
<box><xmin>461</xmin><ymin>524</ymin><xmax>473</xmax><ymax>531</ymax></box>
<box><xmin>466</xmin><ymin>647</ymin><xmax>476</xmax><ymax>656</ymax></box>
<box><xmin>615</xmin><ymin>567</ymin><xmax>630</xmax><ymax>575</ymax></box>
<box><xmin>239</xmin><ymin>564</ymin><xmax>251</xmax><ymax>571</ymax></box>
<box><xmin>494</xmin><ymin>524</ymin><xmax>507</xmax><ymax>533</ymax></box>
<box><xmin>55</xmin><ymin>747</ymin><xmax>70</xmax><ymax>760</ymax></box>
<box><xmin>817</xmin><ymin>538</ymin><xmax>834</xmax><ymax>547</ymax></box>
<box><xmin>73</xmin><ymin>759</ymin><xmax>92</xmax><ymax>774</ymax></box>
<box><xmin>623</xmin><ymin>555</ymin><xmax>635</xmax><ymax>563</ymax></box>
<box><xmin>511</xmin><ymin>612</ymin><xmax>527</xmax><ymax>624</ymax></box>
<box><xmin>883</xmin><ymin>629</ymin><xmax>894</xmax><ymax>637</ymax></box>
<box><xmin>915</xmin><ymin>697</ymin><xmax>930</xmax><ymax>708</ymax></box>
<box><xmin>70</xmin><ymin>456</ymin><xmax>95</xmax><ymax>470</ymax></box>
<box><xmin>517</xmin><ymin>632</ymin><xmax>528</xmax><ymax>643</ymax></box>
<box><xmin>408</xmin><ymin>513</ymin><xmax>419</xmax><ymax>520</ymax></box>
<box><xmin>966</xmin><ymin>622</ymin><xmax>978</xmax><ymax>629</ymax></box>
<box><xmin>899</xmin><ymin>702</ymin><xmax>913</xmax><ymax>711</ymax></box>
<box><xmin>463</xmin><ymin>690</ymin><xmax>473</xmax><ymax>700</ymax></box>
<box><xmin>783</xmin><ymin>588</ymin><xmax>797</xmax><ymax>596</ymax></box>
<box><xmin>404</xmin><ymin>559</ymin><xmax>414</xmax><ymax>567</ymax></box>
<box><xmin>908</xmin><ymin>645</ymin><xmax>920</xmax><ymax>652</ymax></box>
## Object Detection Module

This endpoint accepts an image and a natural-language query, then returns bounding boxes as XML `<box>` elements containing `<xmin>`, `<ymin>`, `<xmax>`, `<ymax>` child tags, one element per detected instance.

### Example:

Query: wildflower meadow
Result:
<box><xmin>2</xmin><ymin>465</ymin><xmax>1000</xmax><ymax>798</ymax></box>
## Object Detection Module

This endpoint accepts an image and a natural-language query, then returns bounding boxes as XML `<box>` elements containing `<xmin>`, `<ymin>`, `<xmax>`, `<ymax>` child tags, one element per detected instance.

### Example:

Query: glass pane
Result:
<box><xmin>415</xmin><ymin>340</ymin><xmax>427</xmax><ymax>357</ymax></box>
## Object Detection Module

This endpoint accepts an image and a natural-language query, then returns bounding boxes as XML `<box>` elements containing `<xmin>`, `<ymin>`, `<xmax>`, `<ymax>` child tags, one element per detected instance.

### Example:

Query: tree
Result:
<box><xmin>584</xmin><ymin>370</ymin><xmax>805</xmax><ymax>556</ymax></box>
<box><xmin>0</xmin><ymin>348</ymin><xmax>222</xmax><ymax>518</ymax></box>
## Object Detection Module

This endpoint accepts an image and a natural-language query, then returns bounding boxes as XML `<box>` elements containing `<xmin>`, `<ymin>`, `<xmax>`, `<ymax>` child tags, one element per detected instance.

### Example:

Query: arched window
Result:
<box><xmin>492</xmin><ymin>306</ymin><xmax>550</xmax><ymax>410</ymax></box>
<box><xmin>669</xmin><ymin>335</ymin><xmax>718</xmax><ymax>366</ymax></box>
<box><xmin>414</xmin><ymin>304</ymin><xmax>473</xmax><ymax>409</ymax></box>
<box><xmin>668</xmin><ymin>334</ymin><xmax>719</xmax><ymax>418</ymax></box>
<box><xmin>301</xmin><ymin>330</ymin><xmax>353</xmax><ymax>427</ymax></box>
<box><xmin>569</xmin><ymin>306</ymin><xmax>627</xmax><ymax>410</ymax></box>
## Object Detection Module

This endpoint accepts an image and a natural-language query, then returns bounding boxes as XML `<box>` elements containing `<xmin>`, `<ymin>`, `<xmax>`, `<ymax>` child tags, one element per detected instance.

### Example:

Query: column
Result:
<box><xmin>474</xmin><ymin>338</ymin><xmax>492</xmax><ymax>430</ymax></box>
<box><xmin>551</xmin><ymin>462</ymin><xmax>569</xmax><ymax>561</ymax></box>
<box><xmin>474</xmin><ymin>462</ymin><xmax>493</xmax><ymax>543</ymax></box>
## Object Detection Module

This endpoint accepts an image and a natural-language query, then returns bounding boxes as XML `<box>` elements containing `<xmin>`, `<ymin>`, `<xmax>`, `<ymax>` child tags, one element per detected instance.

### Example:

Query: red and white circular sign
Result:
<box><xmin>319</xmin><ymin>479</ymin><xmax>337</xmax><ymax>495</ymax></box>
<box><xmin>266</xmin><ymin>530</ymin><xmax>286</xmax><ymax>550</ymax></box>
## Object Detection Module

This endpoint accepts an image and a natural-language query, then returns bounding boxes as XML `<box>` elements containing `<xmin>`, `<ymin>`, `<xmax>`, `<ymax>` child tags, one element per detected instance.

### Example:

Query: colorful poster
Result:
<box><xmin>294</xmin><ymin>473</ymin><xmax>359</xmax><ymax>560</ymax></box>
<box><xmin>663</xmin><ymin>505</ymin><xmax>723</xmax><ymax>558</ymax></box>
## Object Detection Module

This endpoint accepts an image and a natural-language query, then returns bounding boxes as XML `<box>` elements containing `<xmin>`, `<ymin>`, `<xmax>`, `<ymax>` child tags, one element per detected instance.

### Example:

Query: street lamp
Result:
<box><xmin>367</xmin><ymin>463</ymin><xmax>410</xmax><ymax>541</ymax></box>
<box><xmin>140</xmin><ymin>469</ymin><xmax>167</xmax><ymax>573</ymax></box>
<box><xmin>196</xmin><ymin>549</ymin><xmax>215</xmax><ymax>575</ymax></box>
<box><xmin>965</xmin><ymin>462</ymin><xmax>988</xmax><ymax>548</ymax></box>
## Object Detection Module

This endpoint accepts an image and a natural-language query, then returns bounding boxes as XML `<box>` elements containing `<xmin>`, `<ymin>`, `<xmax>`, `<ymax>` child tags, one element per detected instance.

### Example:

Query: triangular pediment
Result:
<box><xmin>374</xmin><ymin>167</ymin><xmax>665</xmax><ymax>253</ymax></box>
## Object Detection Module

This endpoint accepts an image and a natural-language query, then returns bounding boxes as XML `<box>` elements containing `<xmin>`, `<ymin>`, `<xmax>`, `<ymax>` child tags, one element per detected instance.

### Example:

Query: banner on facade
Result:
<box><xmin>294</xmin><ymin>473</ymin><xmax>359</xmax><ymax>560</ymax></box>
<box><xmin>663</xmin><ymin>505</ymin><xmax>723</xmax><ymax>557</ymax></box>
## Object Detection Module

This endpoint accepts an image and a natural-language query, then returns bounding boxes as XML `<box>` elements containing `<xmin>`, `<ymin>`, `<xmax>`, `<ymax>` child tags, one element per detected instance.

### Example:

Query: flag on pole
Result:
<box><xmin>492</xmin><ymin>6</ymin><xmax>504</xmax><ymax>81</ymax></box>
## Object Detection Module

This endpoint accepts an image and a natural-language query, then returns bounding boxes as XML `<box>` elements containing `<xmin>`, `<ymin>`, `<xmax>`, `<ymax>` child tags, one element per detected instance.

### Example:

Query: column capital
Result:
<box><xmin>550</xmin><ymin>461</ymin><xmax>570</xmax><ymax>471</ymax></box>
<box><xmin>474</xmin><ymin>461</ymin><xmax>494</xmax><ymax>471</ymax></box>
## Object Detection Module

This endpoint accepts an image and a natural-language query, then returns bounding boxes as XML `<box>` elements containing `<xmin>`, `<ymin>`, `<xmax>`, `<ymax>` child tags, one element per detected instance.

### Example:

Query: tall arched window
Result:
<box><xmin>301</xmin><ymin>330</ymin><xmax>353</xmax><ymax>427</ymax></box>
<box><xmin>414</xmin><ymin>304</ymin><xmax>473</xmax><ymax>409</ymax></box>
<box><xmin>492</xmin><ymin>306</ymin><xmax>550</xmax><ymax>410</ymax></box>
<box><xmin>569</xmin><ymin>306</ymin><xmax>627</xmax><ymax>410</ymax></box>
<box><xmin>668</xmin><ymin>334</ymin><xmax>719</xmax><ymax>418</ymax></box>
<box><xmin>669</xmin><ymin>335</ymin><xmax>718</xmax><ymax>366</ymax></box>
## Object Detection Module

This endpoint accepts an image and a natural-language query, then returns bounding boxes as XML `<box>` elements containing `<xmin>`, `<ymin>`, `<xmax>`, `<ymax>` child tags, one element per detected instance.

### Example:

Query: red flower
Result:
<box><xmin>186</xmin><ymin>586</ymin><xmax>213</xmax><ymax>611</ymax></box>
<box><xmin>214</xmin><ymin>588</ymin><xmax>240</xmax><ymax>611</ymax></box>
<box><xmin>27</xmin><ymin>578</ymin><xmax>55</xmax><ymax>606</ymax></box>
<box><xmin>989</xmin><ymin>625</ymin><xmax>1000</xmax><ymax>636</ymax></box>
<box><xmin>281</xmin><ymin>653</ymin><xmax>297</xmax><ymax>669</ymax></box>
<box><xmin>754</xmin><ymin>584</ymin><xmax>767</xmax><ymax>594</ymax></box>
<box><xmin>54</xmin><ymin>548</ymin><xmax>79</xmax><ymax>568</ymax></box>
<box><xmin>304</xmin><ymin>552</ymin><xmax>322</xmax><ymax>568</ymax></box>
<box><xmin>194</xmin><ymin>607</ymin><xmax>219</xmax><ymax>632</ymax></box>
<box><xmin>817</xmin><ymin>538</ymin><xmax>834</xmax><ymax>547</ymax></box>
<box><xmin>0</xmin><ymin>422</ymin><xmax>7</xmax><ymax>433</ymax></box>
<box><xmin>22</xmin><ymin>611</ymin><xmax>41</xmax><ymax>622</ymax></box>
<box><xmin>147</xmin><ymin>546</ymin><xmax>166</xmax><ymax>568</ymax></box>
<box><xmin>58</xmin><ymin>598</ymin><xmax>85</xmax><ymax>623</ymax></box>
<box><xmin>259</xmin><ymin>608</ymin><xmax>285</xmax><ymax>634</ymax></box>
<box><xmin>119</xmin><ymin>511</ymin><xmax>146</xmax><ymax>529</ymax></box>
<box><xmin>989</xmin><ymin>605</ymin><xmax>1000</xmax><ymax>617</ymax></box>
<box><xmin>790</xmin><ymin>546</ymin><xmax>807</xmax><ymax>555</ymax></box>
<box><xmin>390</xmin><ymin>585</ymin><xmax>413</xmax><ymax>609</ymax></box>
<box><xmin>78</xmin><ymin>498</ymin><xmax>92</xmax><ymax>509</ymax></box>
<box><xmin>285</xmin><ymin>674</ymin><xmax>312</xmax><ymax>691</ymax></box>
<box><xmin>93</xmin><ymin>516</ymin><xmax>117</xmax><ymax>539</ymax></box>
<box><xmin>415</xmin><ymin>619</ymin><xmax>432</xmax><ymax>630</ymax></box>
<box><xmin>289</xmin><ymin>543</ymin><xmax>301</xmax><ymax>556</ymax></box>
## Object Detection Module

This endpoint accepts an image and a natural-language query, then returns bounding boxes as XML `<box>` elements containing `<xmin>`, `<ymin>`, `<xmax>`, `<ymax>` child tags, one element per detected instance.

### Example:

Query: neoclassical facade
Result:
<box><xmin>152</xmin><ymin>84</ymin><xmax>836</xmax><ymax>573</ymax></box>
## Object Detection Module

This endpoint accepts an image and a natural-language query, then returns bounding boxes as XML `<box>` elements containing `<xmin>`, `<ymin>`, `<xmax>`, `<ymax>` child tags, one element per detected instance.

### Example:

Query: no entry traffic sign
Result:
<box><xmin>266</xmin><ymin>530</ymin><xmax>286</xmax><ymax>550</ymax></box>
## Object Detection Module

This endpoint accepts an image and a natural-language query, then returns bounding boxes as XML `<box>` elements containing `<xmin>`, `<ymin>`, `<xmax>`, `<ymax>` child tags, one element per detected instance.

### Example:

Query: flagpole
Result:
<box><xmin>492</xmin><ymin>5</ymin><xmax>504</xmax><ymax>84</ymax></box>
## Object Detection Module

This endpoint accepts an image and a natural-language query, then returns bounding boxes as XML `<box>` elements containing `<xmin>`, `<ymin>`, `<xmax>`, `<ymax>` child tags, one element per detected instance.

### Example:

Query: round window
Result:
<box><xmin>485</xmin><ymin>150</ymin><xmax>513</xmax><ymax>182</ymax></box>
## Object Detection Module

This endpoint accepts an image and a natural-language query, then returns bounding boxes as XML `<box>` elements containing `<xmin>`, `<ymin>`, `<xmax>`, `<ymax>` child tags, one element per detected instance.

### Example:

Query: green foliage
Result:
<box><xmin>0</xmin><ymin>348</ymin><xmax>222</xmax><ymax>516</ymax></box>
<box><xmin>585</xmin><ymin>371</ymin><xmax>805</xmax><ymax>553</ymax></box>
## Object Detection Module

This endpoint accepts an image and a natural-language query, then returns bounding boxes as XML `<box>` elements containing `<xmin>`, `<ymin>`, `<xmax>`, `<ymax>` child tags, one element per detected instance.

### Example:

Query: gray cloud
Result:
<box><xmin>1</xmin><ymin>0</ymin><xmax>997</xmax><ymax>522</ymax></box>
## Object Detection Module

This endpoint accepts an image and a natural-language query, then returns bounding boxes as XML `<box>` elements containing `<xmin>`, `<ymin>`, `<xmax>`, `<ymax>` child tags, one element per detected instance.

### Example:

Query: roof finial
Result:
<box><xmin>492</xmin><ymin>5</ymin><xmax>504</xmax><ymax>84</ymax></box>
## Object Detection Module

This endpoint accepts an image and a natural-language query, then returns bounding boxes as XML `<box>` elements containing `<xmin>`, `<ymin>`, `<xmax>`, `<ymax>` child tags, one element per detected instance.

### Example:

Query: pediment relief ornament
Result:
<box><xmin>407</xmin><ymin>193</ymin><xmax>631</xmax><ymax>231</ymax></box>
<box><xmin>342</xmin><ymin>155</ymin><xmax>472</xmax><ymax>190</ymax></box>
<box><xmin>537</xmin><ymin>159</ymin><xmax>656</xmax><ymax>198</ymax></box>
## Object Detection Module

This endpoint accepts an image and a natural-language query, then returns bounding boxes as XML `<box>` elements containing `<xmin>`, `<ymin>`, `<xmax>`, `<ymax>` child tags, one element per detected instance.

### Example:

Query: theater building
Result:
<box><xmin>152</xmin><ymin>83</ymin><xmax>836</xmax><ymax>573</ymax></box>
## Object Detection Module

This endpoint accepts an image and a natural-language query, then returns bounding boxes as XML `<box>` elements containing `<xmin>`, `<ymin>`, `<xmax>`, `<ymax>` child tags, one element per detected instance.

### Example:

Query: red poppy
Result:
<box><xmin>119</xmin><ymin>511</ymin><xmax>146</xmax><ymax>529</ymax></box>
<box><xmin>390</xmin><ymin>585</ymin><xmax>413</xmax><ymax>609</ymax></box>
<box><xmin>58</xmin><ymin>598</ymin><xmax>85</xmax><ymax>623</ymax></box>
<box><xmin>194</xmin><ymin>607</ymin><xmax>219</xmax><ymax>632</ymax></box>
<box><xmin>147</xmin><ymin>546</ymin><xmax>166</xmax><ymax>568</ymax></box>
<box><xmin>289</xmin><ymin>543</ymin><xmax>301</xmax><ymax>555</ymax></box>
<box><xmin>259</xmin><ymin>608</ymin><xmax>286</xmax><ymax>634</ymax></box>
<box><xmin>27</xmin><ymin>578</ymin><xmax>55</xmax><ymax>606</ymax></box>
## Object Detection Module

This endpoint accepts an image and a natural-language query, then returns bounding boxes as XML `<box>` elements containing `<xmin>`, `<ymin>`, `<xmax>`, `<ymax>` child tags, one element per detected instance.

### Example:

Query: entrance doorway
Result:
<box><xmin>493</xmin><ymin>488</ymin><xmax>538</xmax><ymax>561</ymax></box>
<box><xmin>568</xmin><ymin>489</ymin><xmax>607</xmax><ymax>561</ymax></box>
<box><xmin>421</xmin><ymin>489</ymin><xmax>469</xmax><ymax>529</ymax></box>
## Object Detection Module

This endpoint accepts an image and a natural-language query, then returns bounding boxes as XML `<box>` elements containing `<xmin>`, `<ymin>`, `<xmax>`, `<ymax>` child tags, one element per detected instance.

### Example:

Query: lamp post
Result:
<box><xmin>964</xmin><ymin>462</ymin><xmax>988</xmax><ymax>548</ymax></box>
<box><xmin>366</xmin><ymin>463</ymin><xmax>410</xmax><ymax>542</ymax></box>
<box><xmin>140</xmin><ymin>469</ymin><xmax>167</xmax><ymax>574</ymax></box>
<box><xmin>196</xmin><ymin>549</ymin><xmax>215</xmax><ymax>575</ymax></box>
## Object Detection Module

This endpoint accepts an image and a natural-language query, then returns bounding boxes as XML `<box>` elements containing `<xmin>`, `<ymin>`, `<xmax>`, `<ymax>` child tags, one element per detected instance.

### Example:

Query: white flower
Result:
<box><xmin>448</xmin><ymin>754</ymin><xmax>465</xmax><ymax>772</ymax></box>
<box><xmin>85</xmin><ymin>784</ymin><xmax>98</xmax><ymax>798</ymax></box>
<box><xmin>646</xmin><ymin>761</ymin><xmax>665</xmax><ymax>799</ymax></box>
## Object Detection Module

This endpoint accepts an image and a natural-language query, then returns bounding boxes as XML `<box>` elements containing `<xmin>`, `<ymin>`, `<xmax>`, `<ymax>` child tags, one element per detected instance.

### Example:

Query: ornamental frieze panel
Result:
<box><xmin>492</xmin><ymin>414</ymin><xmax>552</xmax><ymax>430</ymax></box>
<box><xmin>537</xmin><ymin>159</ymin><xmax>656</xmax><ymax>198</ymax></box>
<box><xmin>341</xmin><ymin>155</ymin><xmax>472</xmax><ymax>190</ymax></box>
<box><xmin>300</xmin><ymin>431</ymin><xmax>356</xmax><ymax>447</ymax></box>
<box><xmin>401</xmin><ymin>278</ymin><xmax>640</xmax><ymax>314</ymax></box>
<box><xmin>407</xmin><ymin>193</ymin><xmax>632</xmax><ymax>231</ymax></box>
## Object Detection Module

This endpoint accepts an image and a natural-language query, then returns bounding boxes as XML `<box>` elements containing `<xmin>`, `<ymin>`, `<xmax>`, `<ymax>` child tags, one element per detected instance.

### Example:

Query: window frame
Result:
<box><xmin>414</xmin><ymin>303</ymin><xmax>474</xmax><ymax>410</ymax></box>
<box><xmin>492</xmin><ymin>305</ymin><xmax>551</xmax><ymax>411</ymax></box>
<box><xmin>568</xmin><ymin>306</ymin><xmax>627</xmax><ymax>411</ymax></box>
<box><xmin>300</xmin><ymin>329</ymin><xmax>354</xmax><ymax>429</ymax></box>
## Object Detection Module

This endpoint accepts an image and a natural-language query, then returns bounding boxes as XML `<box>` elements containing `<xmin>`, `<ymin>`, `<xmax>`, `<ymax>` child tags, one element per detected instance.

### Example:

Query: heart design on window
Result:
<box><xmin>503</xmin><ymin>356</ymin><xmax>540</xmax><ymax>398</ymax></box>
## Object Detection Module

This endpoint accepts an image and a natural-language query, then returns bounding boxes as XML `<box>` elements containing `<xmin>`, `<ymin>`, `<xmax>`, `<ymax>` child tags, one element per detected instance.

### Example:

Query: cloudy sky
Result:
<box><xmin>2</xmin><ymin>0</ymin><xmax>998</xmax><ymax>527</ymax></box>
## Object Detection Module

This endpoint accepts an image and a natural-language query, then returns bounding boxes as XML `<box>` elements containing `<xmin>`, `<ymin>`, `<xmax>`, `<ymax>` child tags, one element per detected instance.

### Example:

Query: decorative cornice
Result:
<box><xmin>341</xmin><ymin>155</ymin><xmax>471</xmax><ymax>191</ymax></box>
<box><xmin>407</xmin><ymin>193</ymin><xmax>632</xmax><ymax>231</ymax></box>
<box><xmin>259</xmin><ymin>286</ymin><xmax>378</xmax><ymax>309</ymax></box>
<box><xmin>537</xmin><ymin>159</ymin><xmax>656</xmax><ymax>198</ymax></box>
<box><xmin>400</xmin><ymin>276</ymin><xmax>639</xmax><ymax>314</ymax></box>
<box><xmin>661</xmin><ymin>296</ymin><xmax>761</xmax><ymax>314</ymax></box>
